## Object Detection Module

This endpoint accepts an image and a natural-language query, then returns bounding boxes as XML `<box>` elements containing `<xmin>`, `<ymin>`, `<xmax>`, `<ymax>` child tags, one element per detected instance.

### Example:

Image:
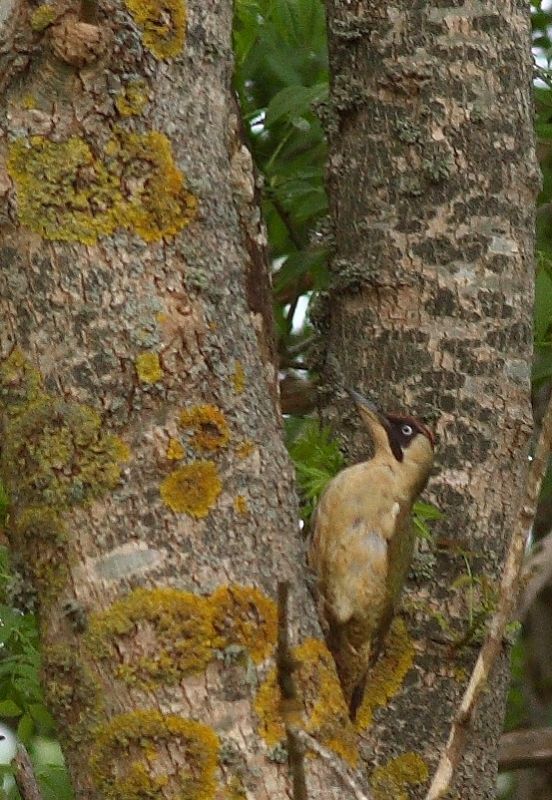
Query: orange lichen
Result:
<box><xmin>135</xmin><ymin>351</ymin><xmax>163</xmax><ymax>383</ymax></box>
<box><xmin>87</xmin><ymin>587</ymin><xmax>218</xmax><ymax>687</ymax></box>
<box><xmin>211</xmin><ymin>585</ymin><xmax>277</xmax><ymax>664</ymax></box>
<box><xmin>233</xmin><ymin>495</ymin><xmax>248</xmax><ymax>515</ymax></box>
<box><xmin>356</xmin><ymin>618</ymin><xmax>415</xmax><ymax>730</ymax></box>
<box><xmin>123</xmin><ymin>0</ymin><xmax>186</xmax><ymax>59</ymax></box>
<box><xmin>370</xmin><ymin>752</ymin><xmax>428</xmax><ymax>800</ymax></box>
<box><xmin>166</xmin><ymin>438</ymin><xmax>185</xmax><ymax>460</ymax></box>
<box><xmin>89</xmin><ymin>710</ymin><xmax>218</xmax><ymax>800</ymax></box>
<box><xmin>179</xmin><ymin>404</ymin><xmax>230</xmax><ymax>452</ymax></box>
<box><xmin>235</xmin><ymin>440</ymin><xmax>255</xmax><ymax>459</ymax></box>
<box><xmin>160</xmin><ymin>460</ymin><xmax>222</xmax><ymax>517</ymax></box>
<box><xmin>255</xmin><ymin>638</ymin><xmax>358</xmax><ymax>766</ymax></box>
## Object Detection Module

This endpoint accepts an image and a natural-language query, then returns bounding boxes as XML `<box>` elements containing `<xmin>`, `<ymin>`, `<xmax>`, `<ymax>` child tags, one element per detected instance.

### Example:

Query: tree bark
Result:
<box><xmin>321</xmin><ymin>1</ymin><xmax>538</xmax><ymax>797</ymax></box>
<box><xmin>0</xmin><ymin>2</ymin><xmax>358</xmax><ymax>799</ymax></box>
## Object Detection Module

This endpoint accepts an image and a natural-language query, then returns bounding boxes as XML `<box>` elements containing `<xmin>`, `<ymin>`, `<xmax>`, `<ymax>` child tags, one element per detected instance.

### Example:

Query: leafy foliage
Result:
<box><xmin>234</xmin><ymin>0</ymin><xmax>329</xmax><ymax>350</ymax></box>
<box><xmin>287</xmin><ymin>418</ymin><xmax>344</xmax><ymax>519</ymax></box>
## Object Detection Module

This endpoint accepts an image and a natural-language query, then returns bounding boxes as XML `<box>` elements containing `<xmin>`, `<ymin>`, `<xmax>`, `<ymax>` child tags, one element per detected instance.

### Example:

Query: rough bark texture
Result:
<box><xmin>0</xmin><ymin>2</ymin><xmax>361</xmax><ymax>799</ymax></box>
<box><xmin>320</xmin><ymin>1</ymin><xmax>538</xmax><ymax>797</ymax></box>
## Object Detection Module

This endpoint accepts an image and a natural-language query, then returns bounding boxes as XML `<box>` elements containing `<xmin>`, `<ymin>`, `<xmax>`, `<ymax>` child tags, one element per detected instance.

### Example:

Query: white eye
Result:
<box><xmin>401</xmin><ymin>424</ymin><xmax>413</xmax><ymax>436</ymax></box>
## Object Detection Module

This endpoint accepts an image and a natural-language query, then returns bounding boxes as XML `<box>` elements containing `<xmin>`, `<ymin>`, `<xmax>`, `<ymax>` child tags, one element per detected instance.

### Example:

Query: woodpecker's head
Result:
<box><xmin>348</xmin><ymin>389</ymin><xmax>435</xmax><ymax>487</ymax></box>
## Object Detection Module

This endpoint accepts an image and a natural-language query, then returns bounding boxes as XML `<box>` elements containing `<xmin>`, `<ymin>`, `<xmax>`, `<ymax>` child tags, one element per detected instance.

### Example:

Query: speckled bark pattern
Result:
<box><xmin>323</xmin><ymin>1</ymin><xmax>537</xmax><ymax>797</ymax></box>
<box><xmin>0</xmin><ymin>2</ymin><xmax>352</xmax><ymax>798</ymax></box>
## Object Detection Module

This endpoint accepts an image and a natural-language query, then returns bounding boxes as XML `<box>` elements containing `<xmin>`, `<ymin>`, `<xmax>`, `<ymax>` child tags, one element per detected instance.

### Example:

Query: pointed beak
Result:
<box><xmin>346</xmin><ymin>389</ymin><xmax>389</xmax><ymax>429</ymax></box>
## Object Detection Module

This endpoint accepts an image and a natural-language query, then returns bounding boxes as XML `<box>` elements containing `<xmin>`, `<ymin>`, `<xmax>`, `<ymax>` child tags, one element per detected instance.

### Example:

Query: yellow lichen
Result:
<box><xmin>116</xmin><ymin>79</ymin><xmax>148</xmax><ymax>117</ymax></box>
<box><xmin>233</xmin><ymin>495</ymin><xmax>248</xmax><ymax>515</ymax></box>
<box><xmin>223</xmin><ymin>775</ymin><xmax>247</xmax><ymax>800</ymax></box>
<box><xmin>235</xmin><ymin>440</ymin><xmax>255</xmax><ymax>459</ymax></box>
<box><xmin>370</xmin><ymin>753</ymin><xmax>428</xmax><ymax>800</ymax></box>
<box><xmin>166</xmin><ymin>438</ymin><xmax>185</xmax><ymax>460</ymax></box>
<box><xmin>30</xmin><ymin>4</ymin><xmax>57</xmax><ymax>31</ymax></box>
<box><xmin>160</xmin><ymin>460</ymin><xmax>222</xmax><ymax>517</ymax></box>
<box><xmin>232</xmin><ymin>362</ymin><xmax>246</xmax><ymax>394</ymax></box>
<box><xmin>123</xmin><ymin>0</ymin><xmax>186</xmax><ymax>59</ymax></box>
<box><xmin>179</xmin><ymin>404</ymin><xmax>230</xmax><ymax>452</ymax></box>
<box><xmin>21</xmin><ymin>94</ymin><xmax>37</xmax><ymax>110</ymax></box>
<box><xmin>356</xmin><ymin>618</ymin><xmax>415</xmax><ymax>730</ymax></box>
<box><xmin>135</xmin><ymin>351</ymin><xmax>163</xmax><ymax>383</ymax></box>
<box><xmin>211</xmin><ymin>585</ymin><xmax>277</xmax><ymax>664</ymax></box>
<box><xmin>7</xmin><ymin>132</ymin><xmax>196</xmax><ymax>244</ymax></box>
<box><xmin>255</xmin><ymin>638</ymin><xmax>358</xmax><ymax>766</ymax></box>
<box><xmin>89</xmin><ymin>710</ymin><xmax>218</xmax><ymax>800</ymax></box>
<box><xmin>87</xmin><ymin>587</ymin><xmax>218</xmax><ymax>687</ymax></box>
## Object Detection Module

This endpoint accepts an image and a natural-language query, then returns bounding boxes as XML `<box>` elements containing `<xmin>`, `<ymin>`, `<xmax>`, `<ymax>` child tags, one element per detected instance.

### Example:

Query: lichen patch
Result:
<box><xmin>7</xmin><ymin>132</ymin><xmax>197</xmax><ymax>244</ymax></box>
<box><xmin>160</xmin><ymin>460</ymin><xmax>222</xmax><ymax>517</ymax></box>
<box><xmin>123</xmin><ymin>0</ymin><xmax>186</xmax><ymax>59</ymax></box>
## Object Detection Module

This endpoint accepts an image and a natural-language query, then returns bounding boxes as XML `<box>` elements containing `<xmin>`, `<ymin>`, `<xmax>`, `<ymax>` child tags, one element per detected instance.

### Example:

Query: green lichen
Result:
<box><xmin>42</xmin><ymin>644</ymin><xmax>104</xmax><ymax>750</ymax></box>
<box><xmin>211</xmin><ymin>585</ymin><xmax>276</xmax><ymax>664</ymax></box>
<box><xmin>123</xmin><ymin>0</ymin><xmax>186</xmax><ymax>59</ymax></box>
<box><xmin>0</xmin><ymin>350</ymin><xmax>130</xmax><ymax>595</ymax></box>
<box><xmin>232</xmin><ymin>363</ymin><xmax>245</xmax><ymax>394</ymax></box>
<box><xmin>11</xmin><ymin>507</ymin><xmax>68</xmax><ymax>594</ymax></box>
<box><xmin>160</xmin><ymin>460</ymin><xmax>222</xmax><ymax>517</ymax></box>
<box><xmin>356</xmin><ymin>618</ymin><xmax>415</xmax><ymax>730</ymax></box>
<box><xmin>255</xmin><ymin>638</ymin><xmax>358</xmax><ymax>766</ymax></box>
<box><xmin>135</xmin><ymin>351</ymin><xmax>163</xmax><ymax>383</ymax></box>
<box><xmin>89</xmin><ymin>710</ymin><xmax>218</xmax><ymax>800</ymax></box>
<box><xmin>179</xmin><ymin>405</ymin><xmax>230</xmax><ymax>452</ymax></box>
<box><xmin>370</xmin><ymin>752</ymin><xmax>428</xmax><ymax>800</ymax></box>
<box><xmin>7</xmin><ymin>131</ymin><xmax>197</xmax><ymax>244</ymax></box>
<box><xmin>87</xmin><ymin>587</ymin><xmax>219</xmax><ymax>688</ymax></box>
<box><xmin>1</xmin><ymin>391</ymin><xmax>130</xmax><ymax>509</ymax></box>
<box><xmin>30</xmin><ymin>4</ymin><xmax>57</xmax><ymax>31</ymax></box>
<box><xmin>116</xmin><ymin>79</ymin><xmax>149</xmax><ymax>117</ymax></box>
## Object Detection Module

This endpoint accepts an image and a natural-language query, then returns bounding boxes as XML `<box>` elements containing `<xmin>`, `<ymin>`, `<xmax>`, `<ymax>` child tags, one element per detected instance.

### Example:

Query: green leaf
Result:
<box><xmin>0</xmin><ymin>701</ymin><xmax>21</xmax><ymax>717</ymax></box>
<box><xmin>266</xmin><ymin>84</ymin><xmax>327</xmax><ymax>126</ymax></box>
<box><xmin>16</xmin><ymin>713</ymin><xmax>34</xmax><ymax>745</ymax></box>
<box><xmin>29</xmin><ymin>705</ymin><xmax>57</xmax><ymax>735</ymax></box>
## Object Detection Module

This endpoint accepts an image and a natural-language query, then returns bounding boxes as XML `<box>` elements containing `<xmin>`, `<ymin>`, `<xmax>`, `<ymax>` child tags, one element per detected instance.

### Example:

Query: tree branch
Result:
<box><xmin>277</xmin><ymin>581</ymin><xmax>308</xmax><ymax>800</ymax></box>
<box><xmin>498</xmin><ymin>728</ymin><xmax>552</xmax><ymax>772</ymax></box>
<box><xmin>424</xmin><ymin>396</ymin><xmax>552</xmax><ymax>800</ymax></box>
<box><xmin>279</xmin><ymin>375</ymin><xmax>317</xmax><ymax>415</ymax></box>
<box><xmin>12</xmin><ymin>744</ymin><xmax>43</xmax><ymax>800</ymax></box>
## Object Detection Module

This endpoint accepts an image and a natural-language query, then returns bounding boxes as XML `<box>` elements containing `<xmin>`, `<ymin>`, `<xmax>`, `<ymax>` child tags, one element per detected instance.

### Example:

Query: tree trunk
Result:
<box><xmin>320</xmin><ymin>1</ymin><xmax>538</xmax><ymax>797</ymax></box>
<box><xmin>0</xmin><ymin>3</ymin><xmax>357</xmax><ymax>799</ymax></box>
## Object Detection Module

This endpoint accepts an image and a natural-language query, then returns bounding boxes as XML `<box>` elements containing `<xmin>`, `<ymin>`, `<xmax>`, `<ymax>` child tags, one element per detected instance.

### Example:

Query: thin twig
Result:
<box><xmin>424</xmin><ymin>397</ymin><xmax>552</xmax><ymax>800</ymax></box>
<box><xmin>12</xmin><ymin>744</ymin><xmax>43</xmax><ymax>800</ymax></box>
<box><xmin>277</xmin><ymin>581</ymin><xmax>308</xmax><ymax>800</ymax></box>
<box><xmin>295</xmin><ymin>731</ymin><xmax>373</xmax><ymax>800</ymax></box>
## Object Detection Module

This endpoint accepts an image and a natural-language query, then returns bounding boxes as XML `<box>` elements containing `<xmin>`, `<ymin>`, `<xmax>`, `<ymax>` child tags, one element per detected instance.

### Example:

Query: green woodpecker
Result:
<box><xmin>308</xmin><ymin>390</ymin><xmax>435</xmax><ymax>718</ymax></box>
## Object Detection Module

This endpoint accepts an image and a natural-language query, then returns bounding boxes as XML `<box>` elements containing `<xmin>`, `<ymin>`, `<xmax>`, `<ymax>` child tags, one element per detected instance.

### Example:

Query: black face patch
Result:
<box><xmin>385</xmin><ymin>414</ymin><xmax>434</xmax><ymax>462</ymax></box>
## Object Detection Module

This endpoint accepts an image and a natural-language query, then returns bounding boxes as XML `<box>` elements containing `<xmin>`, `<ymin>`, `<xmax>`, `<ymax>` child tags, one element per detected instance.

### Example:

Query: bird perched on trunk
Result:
<box><xmin>308</xmin><ymin>390</ymin><xmax>435</xmax><ymax>718</ymax></box>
